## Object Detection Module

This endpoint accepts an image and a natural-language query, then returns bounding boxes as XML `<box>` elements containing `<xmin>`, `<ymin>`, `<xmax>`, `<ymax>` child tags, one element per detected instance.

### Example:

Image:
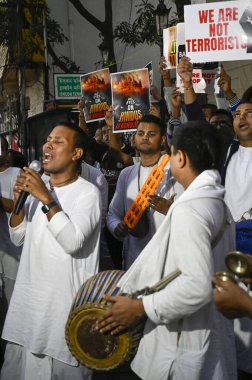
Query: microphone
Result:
<box><xmin>14</xmin><ymin>160</ymin><xmax>42</xmax><ymax>214</ymax></box>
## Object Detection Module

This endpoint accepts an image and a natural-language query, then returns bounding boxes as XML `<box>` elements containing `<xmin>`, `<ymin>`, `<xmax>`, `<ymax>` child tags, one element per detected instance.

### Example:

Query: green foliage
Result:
<box><xmin>114</xmin><ymin>0</ymin><xmax>160</xmax><ymax>47</ymax></box>
<box><xmin>0</xmin><ymin>0</ymin><xmax>77</xmax><ymax>72</ymax></box>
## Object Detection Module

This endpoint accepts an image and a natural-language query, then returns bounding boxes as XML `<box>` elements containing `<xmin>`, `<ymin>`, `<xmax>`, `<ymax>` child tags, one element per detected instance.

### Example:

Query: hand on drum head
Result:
<box><xmin>95</xmin><ymin>295</ymin><xmax>146</xmax><ymax>335</ymax></box>
<box><xmin>213</xmin><ymin>276</ymin><xmax>252</xmax><ymax>319</ymax></box>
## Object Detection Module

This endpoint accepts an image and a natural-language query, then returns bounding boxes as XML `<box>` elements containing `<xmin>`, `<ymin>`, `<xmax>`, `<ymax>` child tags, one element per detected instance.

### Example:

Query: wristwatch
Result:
<box><xmin>41</xmin><ymin>200</ymin><xmax>57</xmax><ymax>214</ymax></box>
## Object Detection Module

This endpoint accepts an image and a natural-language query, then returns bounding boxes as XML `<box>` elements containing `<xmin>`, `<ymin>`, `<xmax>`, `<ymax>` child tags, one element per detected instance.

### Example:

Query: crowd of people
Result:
<box><xmin>0</xmin><ymin>55</ymin><xmax>252</xmax><ymax>380</ymax></box>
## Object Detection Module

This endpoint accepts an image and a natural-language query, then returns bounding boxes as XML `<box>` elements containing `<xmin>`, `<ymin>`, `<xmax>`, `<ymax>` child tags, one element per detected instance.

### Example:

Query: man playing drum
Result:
<box><xmin>97</xmin><ymin>122</ymin><xmax>237</xmax><ymax>380</ymax></box>
<box><xmin>1</xmin><ymin>123</ymin><xmax>101</xmax><ymax>380</ymax></box>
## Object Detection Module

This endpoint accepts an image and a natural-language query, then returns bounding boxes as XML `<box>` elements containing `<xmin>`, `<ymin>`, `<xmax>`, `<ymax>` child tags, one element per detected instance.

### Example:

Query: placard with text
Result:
<box><xmin>111</xmin><ymin>68</ymin><xmax>150</xmax><ymax>133</ymax></box>
<box><xmin>184</xmin><ymin>1</ymin><xmax>252</xmax><ymax>63</ymax></box>
<box><xmin>81</xmin><ymin>68</ymin><xmax>111</xmax><ymax>123</ymax></box>
<box><xmin>163</xmin><ymin>26</ymin><xmax>177</xmax><ymax>69</ymax></box>
<box><xmin>176</xmin><ymin>22</ymin><xmax>220</xmax><ymax>94</ymax></box>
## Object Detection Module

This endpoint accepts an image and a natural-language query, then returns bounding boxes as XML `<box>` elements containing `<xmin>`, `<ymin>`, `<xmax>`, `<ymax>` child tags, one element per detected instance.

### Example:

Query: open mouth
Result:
<box><xmin>239</xmin><ymin>122</ymin><xmax>249</xmax><ymax>130</ymax></box>
<box><xmin>43</xmin><ymin>152</ymin><xmax>53</xmax><ymax>163</ymax></box>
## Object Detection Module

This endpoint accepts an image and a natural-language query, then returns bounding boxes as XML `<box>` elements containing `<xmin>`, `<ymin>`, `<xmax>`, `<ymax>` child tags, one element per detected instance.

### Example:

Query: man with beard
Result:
<box><xmin>107</xmin><ymin>114</ymin><xmax>183</xmax><ymax>270</ymax></box>
<box><xmin>1</xmin><ymin>123</ymin><xmax>101</xmax><ymax>380</ymax></box>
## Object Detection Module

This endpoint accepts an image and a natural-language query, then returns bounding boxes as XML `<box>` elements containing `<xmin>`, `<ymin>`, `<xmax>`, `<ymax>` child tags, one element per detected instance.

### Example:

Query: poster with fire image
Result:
<box><xmin>81</xmin><ymin>68</ymin><xmax>111</xmax><ymax>123</ymax></box>
<box><xmin>111</xmin><ymin>68</ymin><xmax>150</xmax><ymax>133</ymax></box>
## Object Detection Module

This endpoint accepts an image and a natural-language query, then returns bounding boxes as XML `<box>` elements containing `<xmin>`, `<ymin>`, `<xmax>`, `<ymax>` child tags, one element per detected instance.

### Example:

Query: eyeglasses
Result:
<box><xmin>234</xmin><ymin>109</ymin><xmax>252</xmax><ymax>119</ymax></box>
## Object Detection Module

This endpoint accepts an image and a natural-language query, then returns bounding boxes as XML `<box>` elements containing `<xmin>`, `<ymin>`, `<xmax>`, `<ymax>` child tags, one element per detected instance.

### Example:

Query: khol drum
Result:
<box><xmin>65</xmin><ymin>269</ymin><xmax>181</xmax><ymax>371</ymax></box>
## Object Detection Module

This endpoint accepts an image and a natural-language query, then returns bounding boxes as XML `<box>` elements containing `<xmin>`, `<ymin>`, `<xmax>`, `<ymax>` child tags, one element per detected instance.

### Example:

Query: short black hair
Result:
<box><xmin>211</xmin><ymin>108</ymin><xmax>233</xmax><ymax>124</ymax></box>
<box><xmin>137</xmin><ymin>114</ymin><xmax>165</xmax><ymax>136</ymax></box>
<box><xmin>171</xmin><ymin>120</ymin><xmax>222</xmax><ymax>174</ymax></box>
<box><xmin>52</xmin><ymin>121</ymin><xmax>89</xmax><ymax>153</ymax></box>
<box><xmin>242</xmin><ymin>86</ymin><xmax>252</xmax><ymax>102</ymax></box>
<box><xmin>201</xmin><ymin>103</ymin><xmax>218</xmax><ymax>112</ymax></box>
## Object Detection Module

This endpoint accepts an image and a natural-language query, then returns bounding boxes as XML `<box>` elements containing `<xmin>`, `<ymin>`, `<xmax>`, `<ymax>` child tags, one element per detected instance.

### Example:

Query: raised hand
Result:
<box><xmin>170</xmin><ymin>87</ymin><xmax>182</xmax><ymax>117</ymax></box>
<box><xmin>177</xmin><ymin>57</ymin><xmax>193</xmax><ymax>87</ymax></box>
<box><xmin>216</xmin><ymin>66</ymin><xmax>235</xmax><ymax>99</ymax></box>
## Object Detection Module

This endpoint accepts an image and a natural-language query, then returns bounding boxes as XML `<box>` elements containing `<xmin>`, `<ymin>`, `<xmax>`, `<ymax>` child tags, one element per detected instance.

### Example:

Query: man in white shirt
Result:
<box><xmin>97</xmin><ymin>122</ymin><xmax>236</xmax><ymax>380</ymax></box>
<box><xmin>1</xmin><ymin>123</ymin><xmax>101</xmax><ymax>380</ymax></box>
<box><xmin>107</xmin><ymin>114</ymin><xmax>183</xmax><ymax>270</ymax></box>
<box><xmin>220</xmin><ymin>102</ymin><xmax>252</xmax><ymax>378</ymax></box>
<box><xmin>224</xmin><ymin>102</ymin><xmax>252</xmax><ymax>221</ymax></box>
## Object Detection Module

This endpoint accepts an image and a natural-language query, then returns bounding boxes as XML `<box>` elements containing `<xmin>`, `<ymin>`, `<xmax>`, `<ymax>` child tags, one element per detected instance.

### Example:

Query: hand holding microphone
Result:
<box><xmin>13</xmin><ymin>160</ymin><xmax>49</xmax><ymax>214</ymax></box>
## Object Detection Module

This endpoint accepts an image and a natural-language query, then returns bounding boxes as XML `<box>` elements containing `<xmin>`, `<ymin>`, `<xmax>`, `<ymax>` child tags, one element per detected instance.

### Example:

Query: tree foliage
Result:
<box><xmin>114</xmin><ymin>0</ymin><xmax>159</xmax><ymax>47</ymax></box>
<box><xmin>0</xmin><ymin>0</ymin><xmax>79</xmax><ymax>73</ymax></box>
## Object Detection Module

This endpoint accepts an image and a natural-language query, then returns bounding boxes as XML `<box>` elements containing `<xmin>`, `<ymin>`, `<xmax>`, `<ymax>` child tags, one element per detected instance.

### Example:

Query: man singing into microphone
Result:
<box><xmin>0</xmin><ymin>123</ymin><xmax>101</xmax><ymax>380</ymax></box>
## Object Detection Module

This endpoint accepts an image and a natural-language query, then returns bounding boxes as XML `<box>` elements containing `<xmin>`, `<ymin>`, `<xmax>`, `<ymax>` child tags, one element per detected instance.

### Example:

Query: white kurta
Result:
<box><xmin>107</xmin><ymin>158</ymin><xmax>183</xmax><ymax>269</ymax></box>
<box><xmin>2</xmin><ymin>177</ymin><xmax>101</xmax><ymax>366</ymax></box>
<box><xmin>0</xmin><ymin>167</ymin><xmax>21</xmax><ymax>292</ymax></box>
<box><xmin>118</xmin><ymin>170</ymin><xmax>236</xmax><ymax>380</ymax></box>
<box><xmin>81</xmin><ymin>162</ymin><xmax>113</xmax><ymax>270</ymax></box>
<box><xmin>224</xmin><ymin>145</ymin><xmax>252</xmax><ymax>221</ymax></box>
<box><xmin>224</xmin><ymin>145</ymin><xmax>252</xmax><ymax>374</ymax></box>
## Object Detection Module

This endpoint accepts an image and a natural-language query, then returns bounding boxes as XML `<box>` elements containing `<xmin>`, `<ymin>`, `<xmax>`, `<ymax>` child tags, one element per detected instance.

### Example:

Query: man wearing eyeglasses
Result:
<box><xmin>210</xmin><ymin>109</ymin><xmax>234</xmax><ymax>139</ymax></box>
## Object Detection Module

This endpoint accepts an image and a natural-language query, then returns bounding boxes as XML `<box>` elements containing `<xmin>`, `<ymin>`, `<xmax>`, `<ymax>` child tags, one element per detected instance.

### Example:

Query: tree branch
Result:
<box><xmin>104</xmin><ymin>0</ymin><xmax>112</xmax><ymax>27</ymax></box>
<box><xmin>68</xmin><ymin>0</ymin><xmax>104</xmax><ymax>32</ymax></box>
<box><xmin>47</xmin><ymin>41</ymin><xmax>70</xmax><ymax>73</ymax></box>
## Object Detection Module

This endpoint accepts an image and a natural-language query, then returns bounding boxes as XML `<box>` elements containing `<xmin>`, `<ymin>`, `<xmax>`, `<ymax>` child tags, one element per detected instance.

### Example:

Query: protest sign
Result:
<box><xmin>184</xmin><ymin>1</ymin><xmax>252</xmax><ymax>63</ymax></box>
<box><xmin>81</xmin><ymin>68</ymin><xmax>111</xmax><ymax>123</ymax></box>
<box><xmin>111</xmin><ymin>68</ymin><xmax>150</xmax><ymax>133</ymax></box>
<box><xmin>145</xmin><ymin>61</ymin><xmax>158</xmax><ymax>104</ymax></box>
<box><xmin>176</xmin><ymin>22</ymin><xmax>220</xmax><ymax>94</ymax></box>
<box><xmin>163</xmin><ymin>26</ymin><xmax>177</xmax><ymax>69</ymax></box>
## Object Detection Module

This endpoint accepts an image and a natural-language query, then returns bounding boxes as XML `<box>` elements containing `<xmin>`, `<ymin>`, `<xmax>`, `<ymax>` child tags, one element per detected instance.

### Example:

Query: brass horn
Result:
<box><xmin>225</xmin><ymin>251</ymin><xmax>252</xmax><ymax>277</ymax></box>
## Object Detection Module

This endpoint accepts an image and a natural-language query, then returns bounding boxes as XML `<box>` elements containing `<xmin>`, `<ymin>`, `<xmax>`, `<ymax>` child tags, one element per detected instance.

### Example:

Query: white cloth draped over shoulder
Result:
<box><xmin>118</xmin><ymin>170</ymin><xmax>237</xmax><ymax>380</ymax></box>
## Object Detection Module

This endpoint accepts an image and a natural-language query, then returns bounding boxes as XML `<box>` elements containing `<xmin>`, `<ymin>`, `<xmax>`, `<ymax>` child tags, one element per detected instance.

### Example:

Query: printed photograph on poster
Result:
<box><xmin>163</xmin><ymin>26</ymin><xmax>177</xmax><ymax>69</ymax></box>
<box><xmin>111</xmin><ymin>68</ymin><xmax>150</xmax><ymax>133</ymax></box>
<box><xmin>81</xmin><ymin>68</ymin><xmax>111</xmax><ymax>123</ymax></box>
<box><xmin>184</xmin><ymin>1</ymin><xmax>252</xmax><ymax>63</ymax></box>
<box><xmin>176</xmin><ymin>22</ymin><xmax>220</xmax><ymax>94</ymax></box>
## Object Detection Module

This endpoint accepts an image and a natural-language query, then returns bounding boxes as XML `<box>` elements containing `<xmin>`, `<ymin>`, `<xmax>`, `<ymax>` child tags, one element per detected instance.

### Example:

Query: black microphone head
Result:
<box><xmin>29</xmin><ymin>160</ymin><xmax>42</xmax><ymax>173</ymax></box>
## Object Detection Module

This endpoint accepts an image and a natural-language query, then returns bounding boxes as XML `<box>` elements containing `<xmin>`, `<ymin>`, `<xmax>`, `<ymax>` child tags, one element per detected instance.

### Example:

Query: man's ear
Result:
<box><xmin>177</xmin><ymin>149</ymin><xmax>187</xmax><ymax>168</ymax></box>
<box><xmin>72</xmin><ymin>148</ymin><xmax>83</xmax><ymax>161</ymax></box>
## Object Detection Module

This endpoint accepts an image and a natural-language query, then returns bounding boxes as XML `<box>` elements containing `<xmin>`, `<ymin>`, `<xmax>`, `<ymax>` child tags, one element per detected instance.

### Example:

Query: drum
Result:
<box><xmin>65</xmin><ymin>270</ymin><xmax>144</xmax><ymax>371</ymax></box>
